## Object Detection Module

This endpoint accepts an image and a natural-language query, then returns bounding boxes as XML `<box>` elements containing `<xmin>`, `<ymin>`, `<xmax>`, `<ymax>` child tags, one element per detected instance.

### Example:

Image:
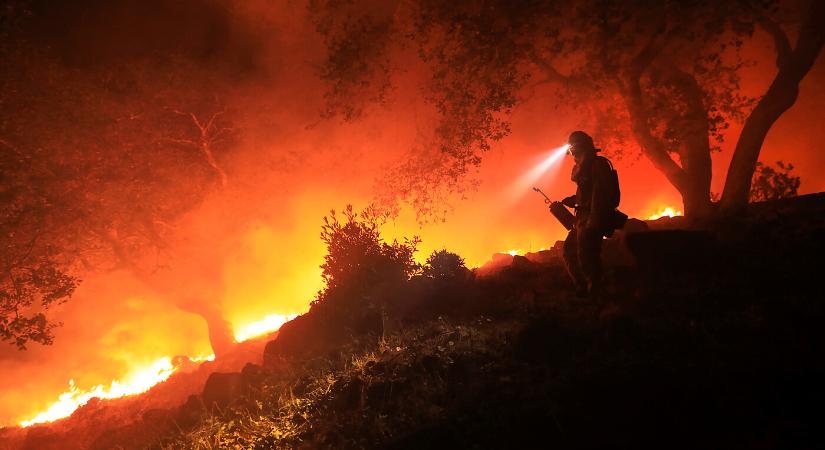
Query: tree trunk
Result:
<box><xmin>720</xmin><ymin>2</ymin><xmax>825</xmax><ymax>215</ymax></box>
<box><xmin>673</xmin><ymin>70</ymin><xmax>713</xmax><ymax>221</ymax></box>
<box><xmin>620</xmin><ymin>68</ymin><xmax>713</xmax><ymax>221</ymax></box>
<box><xmin>176</xmin><ymin>299</ymin><xmax>236</xmax><ymax>358</ymax></box>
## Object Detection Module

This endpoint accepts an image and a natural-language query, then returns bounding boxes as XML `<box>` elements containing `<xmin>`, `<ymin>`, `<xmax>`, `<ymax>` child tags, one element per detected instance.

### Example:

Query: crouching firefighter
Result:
<box><xmin>560</xmin><ymin>131</ymin><xmax>626</xmax><ymax>298</ymax></box>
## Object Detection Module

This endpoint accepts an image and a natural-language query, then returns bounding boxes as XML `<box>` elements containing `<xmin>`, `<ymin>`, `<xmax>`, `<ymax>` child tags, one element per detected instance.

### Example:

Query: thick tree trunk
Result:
<box><xmin>678</xmin><ymin>151</ymin><xmax>712</xmax><ymax>220</ymax></box>
<box><xmin>671</xmin><ymin>69</ymin><xmax>713</xmax><ymax>220</ymax></box>
<box><xmin>720</xmin><ymin>2</ymin><xmax>825</xmax><ymax>215</ymax></box>
<box><xmin>620</xmin><ymin>68</ymin><xmax>712</xmax><ymax>221</ymax></box>
<box><xmin>176</xmin><ymin>299</ymin><xmax>236</xmax><ymax>358</ymax></box>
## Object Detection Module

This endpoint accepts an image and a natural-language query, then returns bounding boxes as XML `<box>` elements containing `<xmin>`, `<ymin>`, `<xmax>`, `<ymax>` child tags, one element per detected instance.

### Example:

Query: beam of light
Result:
<box><xmin>507</xmin><ymin>144</ymin><xmax>570</xmax><ymax>201</ymax></box>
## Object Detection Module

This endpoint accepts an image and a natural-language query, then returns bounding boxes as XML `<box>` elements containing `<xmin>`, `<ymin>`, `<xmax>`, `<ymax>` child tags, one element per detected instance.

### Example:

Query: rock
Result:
<box><xmin>524</xmin><ymin>248</ymin><xmax>562</xmax><ymax>264</ymax></box>
<box><xmin>142</xmin><ymin>408</ymin><xmax>173</xmax><ymax>425</ymax></box>
<box><xmin>201</xmin><ymin>372</ymin><xmax>246</xmax><ymax>409</ymax></box>
<box><xmin>177</xmin><ymin>394</ymin><xmax>205</xmax><ymax>426</ymax></box>
<box><xmin>623</xmin><ymin>218</ymin><xmax>649</xmax><ymax>233</ymax></box>
<box><xmin>511</xmin><ymin>255</ymin><xmax>535</xmax><ymax>271</ymax></box>
<box><xmin>241</xmin><ymin>362</ymin><xmax>264</xmax><ymax>384</ymax></box>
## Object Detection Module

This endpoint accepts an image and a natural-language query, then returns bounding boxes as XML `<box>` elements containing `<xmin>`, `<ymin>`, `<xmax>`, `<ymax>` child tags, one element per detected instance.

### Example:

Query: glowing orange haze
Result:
<box><xmin>3</xmin><ymin>5</ymin><xmax>825</xmax><ymax>428</ymax></box>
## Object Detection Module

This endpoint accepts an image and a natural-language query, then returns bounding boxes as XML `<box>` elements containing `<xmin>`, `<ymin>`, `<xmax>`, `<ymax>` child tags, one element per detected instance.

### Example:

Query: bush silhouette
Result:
<box><xmin>313</xmin><ymin>205</ymin><xmax>419</xmax><ymax>332</ymax></box>
<box><xmin>422</xmin><ymin>249</ymin><xmax>469</xmax><ymax>281</ymax></box>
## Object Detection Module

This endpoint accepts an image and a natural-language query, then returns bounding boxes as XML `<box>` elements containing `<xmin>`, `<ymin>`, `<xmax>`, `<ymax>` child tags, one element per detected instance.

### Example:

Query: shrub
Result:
<box><xmin>422</xmin><ymin>249</ymin><xmax>469</xmax><ymax>281</ymax></box>
<box><xmin>313</xmin><ymin>205</ymin><xmax>420</xmax><ymax>331</ymax></box>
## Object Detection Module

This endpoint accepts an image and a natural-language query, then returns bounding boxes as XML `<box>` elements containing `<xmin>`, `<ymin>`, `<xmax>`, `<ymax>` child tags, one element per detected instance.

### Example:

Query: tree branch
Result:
<box><xmin>620</xmin><ymin>77</ymin><xmax>689</xmax><ymax>194</ymax></box>
<box><xmin>527</xmin><ymin>51</ymin><xmax>589</xmax><ymax>90</ymax></box>
<box><xmin>721</xmin><ymin>1</ymin><xmax>825</xmax><ymax>213</ymax></box>
<box><xmin>618</xmin><ymin>25</ymin><xmax>689</xmax><ymax>194</ymax></box>
<box><xmin>759</xmin><ymin>15</ymin><xmax>792</xmax><ymax>70</ymax></box>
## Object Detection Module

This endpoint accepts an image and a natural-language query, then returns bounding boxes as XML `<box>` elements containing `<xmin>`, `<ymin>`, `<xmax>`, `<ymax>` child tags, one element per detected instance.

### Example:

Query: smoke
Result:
<box><xmin>2</xmin><ymin>0</ymin><xmax>825</xmax><ymax>428</ymax></box>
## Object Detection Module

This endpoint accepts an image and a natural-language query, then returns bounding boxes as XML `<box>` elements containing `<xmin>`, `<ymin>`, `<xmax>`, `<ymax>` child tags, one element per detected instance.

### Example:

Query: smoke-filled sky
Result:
<box><xmin>1</xmin><ymin>0</ymin><xmax>824</xmax><ymax>426</ymax></box>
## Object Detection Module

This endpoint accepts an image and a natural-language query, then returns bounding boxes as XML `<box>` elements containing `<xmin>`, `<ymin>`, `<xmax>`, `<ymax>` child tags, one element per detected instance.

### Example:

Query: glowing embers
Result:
<box><xmin>19</xmin><ymin>357</ymin><xmax>177</xmax><ymax>427</ymax></box>
<box><xmin>647</xmin><ymin>206</ymin><xmax>683</xmax><ymax>220</ymax></box>
<box><xmin>233</xmin><ymin>313</ymin><xmax>298</xmax><ymax>343</ymax></box>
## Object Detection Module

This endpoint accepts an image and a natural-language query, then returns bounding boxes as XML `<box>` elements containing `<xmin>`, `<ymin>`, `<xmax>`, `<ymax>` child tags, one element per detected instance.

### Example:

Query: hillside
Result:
<box><xmin>4</xmin><ymin>194</ymin><xmax>825</xmax><ymax>449</ymax></box>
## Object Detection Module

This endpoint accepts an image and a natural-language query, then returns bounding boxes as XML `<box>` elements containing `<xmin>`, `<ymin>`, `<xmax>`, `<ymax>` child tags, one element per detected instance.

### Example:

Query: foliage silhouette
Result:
<box><xmin>749</xmin><ymin>160</ymin><xmax>800</xmax><ymax>202</ymax></box>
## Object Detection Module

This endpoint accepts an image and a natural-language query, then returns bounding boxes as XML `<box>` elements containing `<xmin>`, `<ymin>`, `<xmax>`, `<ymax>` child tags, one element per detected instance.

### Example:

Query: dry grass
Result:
<box><xmin>157</xmin><ymin>317</ymin><xmax>516</xmax><ymax>449</ymax></box>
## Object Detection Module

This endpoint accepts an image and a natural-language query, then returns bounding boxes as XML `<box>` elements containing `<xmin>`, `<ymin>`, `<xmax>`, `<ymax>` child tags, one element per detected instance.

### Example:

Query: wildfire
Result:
<box><xmin>18</xmin><ymin>312</ymin><xmax>296</xmax><ymax>428</ymax></box>
<box><xmin>234</xmin><ymin>313</ymin><xmax>297</xmax><ymax>342</ymax></box>
<box><xmin>647</xmin><ymin>206</ymin><xmax>682</xmax><ymax>220</ymax></box>
<box><xmin>19</xmin><ymin>357</ymin><xmax>177</xmax><ymax>427</ymax></box>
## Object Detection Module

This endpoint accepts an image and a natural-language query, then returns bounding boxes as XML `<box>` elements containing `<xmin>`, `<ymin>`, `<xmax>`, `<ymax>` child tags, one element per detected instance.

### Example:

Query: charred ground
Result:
<box><xmin>3</xmin><ymin>194</ymin><xmax>825</xmax><ymax>449</ymax></box>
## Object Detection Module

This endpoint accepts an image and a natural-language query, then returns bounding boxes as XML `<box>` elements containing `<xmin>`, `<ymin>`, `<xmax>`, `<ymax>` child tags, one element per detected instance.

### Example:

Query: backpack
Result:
<box><xmin>599</xmin><ymin>156</ymin><xmax>621</xmax><ymax>209</ymax></box>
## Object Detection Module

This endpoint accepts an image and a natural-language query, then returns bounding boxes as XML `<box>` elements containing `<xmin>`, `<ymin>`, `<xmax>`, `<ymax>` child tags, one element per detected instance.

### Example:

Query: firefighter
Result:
<box><xmin>561</xmin><ymin>131</ymin><xmax>619</xmax><ymax>298</ymax></box>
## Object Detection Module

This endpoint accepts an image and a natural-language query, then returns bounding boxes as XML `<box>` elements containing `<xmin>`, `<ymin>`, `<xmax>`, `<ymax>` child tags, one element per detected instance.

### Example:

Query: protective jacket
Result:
<box><xmin>566</xmin><ymin>155</ymin><xmax>616</xmax><ymax>233</ymax></box>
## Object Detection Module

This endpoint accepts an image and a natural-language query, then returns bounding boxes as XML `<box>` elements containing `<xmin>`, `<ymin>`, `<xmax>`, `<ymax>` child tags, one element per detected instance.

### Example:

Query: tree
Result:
<box><xmin>0</xmin><ymin>4</ymin><xmax>239</xmax><ymax>350</ymax></box>
<box><xmin>720</xmin><ymin>2</ymin><xmax>825</xmax><ymax>213</ymax></box>
<box><xmin>749</xmin><ymin>160</ymin><xmax>800</xmax><ymax>202</ymax></box>
<box><xmin>310</xmin><ymin>0</ymin><xmax>824</xmax><ymax>221</ymax></box>
<box><xmin>314</xmin><ymin>205</ymin><xmax>419</xmax><ymax>331</ymax></box>
<box><xmin>422</xmin><ymin>249</ymin><xmax>468</xmax><ymax>281</ymax></box>
<box><xmin>0</xmin><ymin>145</ymin><xmax>79</xmax><ymax>348</ymax></box>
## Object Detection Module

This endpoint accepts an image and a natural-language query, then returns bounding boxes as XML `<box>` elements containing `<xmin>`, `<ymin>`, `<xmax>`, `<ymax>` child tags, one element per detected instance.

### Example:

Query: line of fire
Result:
<box><xmin>1</xmin><ymin>0</ymin><xmax>824</xmax><ymax>449</ymax></box>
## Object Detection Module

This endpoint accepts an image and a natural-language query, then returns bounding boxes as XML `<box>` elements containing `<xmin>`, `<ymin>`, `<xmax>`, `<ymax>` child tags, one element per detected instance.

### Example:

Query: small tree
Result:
<box><xmin>749</xmin><ymin>161</ymin><xmax>800</xmax><ymax>202</ymax></box>
<box><xmin>315</xmin><ymin>205</ymin><xmax>419</xmax><ymax>330</ymax></box>
<box><xmin>422</xmin><ymin>249</ymin><xmax>468</xmax><ymax>281</ymax></box>
<box><xmin>0</xmin><ymin>5</ymin><xmax>241</xmax><ymax>350</ymax></box>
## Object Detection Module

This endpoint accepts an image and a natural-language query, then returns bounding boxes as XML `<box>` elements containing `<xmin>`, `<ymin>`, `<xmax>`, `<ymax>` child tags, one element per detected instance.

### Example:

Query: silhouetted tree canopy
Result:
<box><xmin>422</xmin><ymin>249</ymin><xmax>469</xmax><ymax>281</ymax></box>
<box><xmin>0</xmin><ymin>0</ymin><xmax>240</xmax><ymax>348</ymax></box>
<box><xmin>311</xmin><ymin>0</ymin><xmax>825</xmax><ymax>220</ymax></box>
<box><xmin>750</xmin><ymin>160</ymin><xmax>800</xmax><ymax>202</ymax></box>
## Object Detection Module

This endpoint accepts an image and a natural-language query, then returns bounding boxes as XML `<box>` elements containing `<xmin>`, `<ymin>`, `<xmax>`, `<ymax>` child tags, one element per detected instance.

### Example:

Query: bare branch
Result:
<box><xmin>527</xmin><ymin>51</ymin><xmax>588</xmax><ymax>90</ymax></box>
<box><xmin>165</xmin><ymin>138</ymin><xmax>199</xmax><ymax>146</ymax></box>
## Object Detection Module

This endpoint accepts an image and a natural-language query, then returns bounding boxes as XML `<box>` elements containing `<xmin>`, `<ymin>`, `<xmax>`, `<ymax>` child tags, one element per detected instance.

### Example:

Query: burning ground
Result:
<box><xmin>1</xmin><ymin>194</ymin><xmax>824</xmax><ymax>449</ymax></box>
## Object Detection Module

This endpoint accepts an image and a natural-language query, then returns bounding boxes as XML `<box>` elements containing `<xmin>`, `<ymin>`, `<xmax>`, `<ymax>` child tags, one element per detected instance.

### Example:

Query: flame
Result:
<box><xmin>19</xmin><ymin>357</ymin><xmax>177</xmax><ymax>427</ymax></box>
<box><xmin>647</xmin><ymin>206</ymin><xmax>682</xmax><ymax>220</ymax></box>
<box><xmin>18</xmin><ymin>312</ymin><xmax>296</xmax><ymax>428</ymax></box>
<box><xmin>233</xmin><ymin>313</ymin><xmax>298</xmax><ymax>342</ymax></box>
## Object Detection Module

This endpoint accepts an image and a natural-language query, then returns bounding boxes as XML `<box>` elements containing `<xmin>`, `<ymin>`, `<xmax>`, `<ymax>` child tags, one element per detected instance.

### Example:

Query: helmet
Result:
<box><xmin>567</xmin><ymin>131</ymin><xmax>596</xmax><ymax>155</ymax></box>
